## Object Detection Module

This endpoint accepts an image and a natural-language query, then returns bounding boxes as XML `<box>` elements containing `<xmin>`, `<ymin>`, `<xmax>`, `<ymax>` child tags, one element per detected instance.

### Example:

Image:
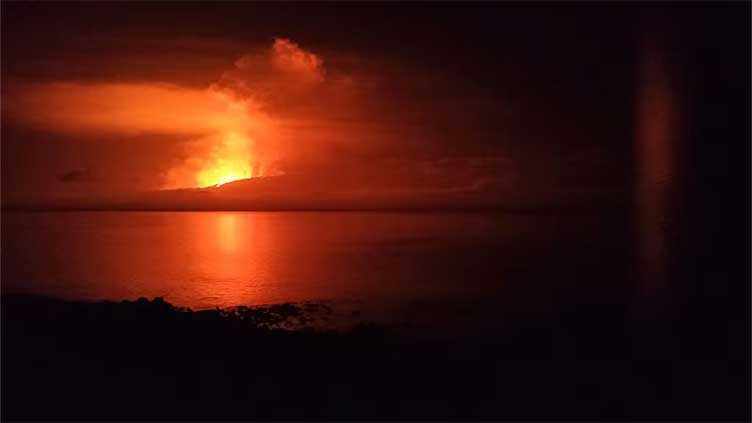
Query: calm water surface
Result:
<box><xmin>2</xmin><ymin>211</ymin><xmax>633</xmax><ymax>323</ymax></box>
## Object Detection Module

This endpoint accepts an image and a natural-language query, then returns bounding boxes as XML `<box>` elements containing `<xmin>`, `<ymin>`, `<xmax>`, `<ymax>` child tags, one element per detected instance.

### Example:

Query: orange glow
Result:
<box><xmin>185</xmin><ymin>89</ymin><xmax>265</xmax><ymax>188</ymax></box>
<box><xmin>6</xmin><ymin>81</ymin><xmax>269</xmax><ymax>189</ymax></box>
<box><xmin>196</xmin><ymin>132</ymin><xmax>254</xmax><ymax>187</ymax></box>
<box><xmin>4</xmin><ymin>37</ymin><xmax>339</xmax><ymax>192</ymax></box>
<box><xmin>216</xmin><ymin>213</ymin><xmax>240</xmax><ymax>252</ymax></box>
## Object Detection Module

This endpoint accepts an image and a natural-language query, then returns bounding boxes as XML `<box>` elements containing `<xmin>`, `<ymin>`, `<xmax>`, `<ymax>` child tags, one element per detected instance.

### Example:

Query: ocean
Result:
<box><xmin>2</xmin><ymin>210</ymin><xmax>635</xmax><ymax>328</ymax></box>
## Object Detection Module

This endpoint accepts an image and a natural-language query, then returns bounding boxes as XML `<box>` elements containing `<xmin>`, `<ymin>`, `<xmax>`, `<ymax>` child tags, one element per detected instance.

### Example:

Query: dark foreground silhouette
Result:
<box><xmin>2</xmin><ymin>294</ymin><xmax>748</xmax><ymax>421</ymax></box>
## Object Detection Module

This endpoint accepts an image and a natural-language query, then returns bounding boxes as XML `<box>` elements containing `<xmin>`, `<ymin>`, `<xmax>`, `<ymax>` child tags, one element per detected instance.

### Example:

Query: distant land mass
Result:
<box><xmin>2</xmin><ymin>174</ymin><xmax>627</xmax><ymax>212</ymax></box>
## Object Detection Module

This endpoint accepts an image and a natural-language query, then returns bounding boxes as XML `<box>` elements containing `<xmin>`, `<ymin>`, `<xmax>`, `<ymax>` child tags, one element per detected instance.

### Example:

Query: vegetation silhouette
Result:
<box><xmin>2</xmin><ymin>294</ymin><xmax>747</xmax><ymax>421</ymax></box>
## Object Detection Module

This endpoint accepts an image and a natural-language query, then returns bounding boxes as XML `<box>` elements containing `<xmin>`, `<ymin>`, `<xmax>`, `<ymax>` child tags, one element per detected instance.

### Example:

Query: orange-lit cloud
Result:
<box><xmin>270</xmin><ymin>38</ymin><xmax>325</xmax><ymax>82</ymax></box>
<box><xmin>6</xmin><ymin>82</ymin><xmax>253</xmax><ymax>136</ymax></box>
<box><xmin>4</xmin><ymin>38</ymin><xmax>342</xmax><ymax>189</ymax></box>
<box><xmin>2</xmin><ymin>34</ymin><xmax>539</xmax><ymax>208</ymax></box>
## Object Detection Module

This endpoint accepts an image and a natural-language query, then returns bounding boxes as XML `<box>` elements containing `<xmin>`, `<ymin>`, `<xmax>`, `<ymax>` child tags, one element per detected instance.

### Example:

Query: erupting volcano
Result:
<box><xmin>195</xmin><ymin>132</ymin><xmax>255</xmax><ymax>188</ymax></box>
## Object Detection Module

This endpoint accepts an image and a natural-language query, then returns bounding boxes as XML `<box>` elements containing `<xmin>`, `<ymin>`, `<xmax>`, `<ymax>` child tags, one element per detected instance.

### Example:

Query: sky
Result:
<box><xmin>1</xmin><ymin>3</ymin><xmax>746</xmax><ymax>210</ymax></box>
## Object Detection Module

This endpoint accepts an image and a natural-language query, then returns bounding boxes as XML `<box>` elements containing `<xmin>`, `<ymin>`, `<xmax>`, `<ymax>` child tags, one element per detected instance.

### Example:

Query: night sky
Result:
<box><xmin>1</xmin><ymin>3</ymin><xmax>749</xmax><ymax>420</ymax></box>
<box><xmin>1</xmin><ymin>3</ymin><xmax>747</xmax><ymax>211</ymax></box>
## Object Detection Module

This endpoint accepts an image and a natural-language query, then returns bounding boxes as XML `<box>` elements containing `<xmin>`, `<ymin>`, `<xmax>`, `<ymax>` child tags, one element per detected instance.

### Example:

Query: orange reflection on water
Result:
<box><xmin>216</xmin><ymin>213</ymin><xmax>241</xmax><ymax>253</ymax></box>
<box><xmin>188</xmin><ymin>212</ymin><xmax>268</xmax><ymax>307</ymax></box>
<box><xmin>3</xmin><ymin>211</ymin><xmax>533</xmax><ymax>311</ymax></box>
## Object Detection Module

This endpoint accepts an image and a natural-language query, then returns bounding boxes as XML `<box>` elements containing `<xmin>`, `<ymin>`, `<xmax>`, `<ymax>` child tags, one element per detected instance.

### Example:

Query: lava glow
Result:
<box><xmin>196</xmin><ymin>132</ymin><xmax>254</xmax><ymax>188</ymax></box>
<box><xmin>5</xmin><ymin>37</ymin><xmax>330</xmax><ymax>192</ymax></box>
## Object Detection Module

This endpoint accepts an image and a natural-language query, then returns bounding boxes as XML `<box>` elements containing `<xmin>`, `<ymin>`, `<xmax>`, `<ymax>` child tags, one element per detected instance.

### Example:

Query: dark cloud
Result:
<box><xmin>4</xmin><ymin>3</ymin><xmax>721</xmax><ymax>209</ymax></box>
<box><xmin>57</xmin><ymin>169</ymin><xmax>92</xmax><ymax>183</ymax></box>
